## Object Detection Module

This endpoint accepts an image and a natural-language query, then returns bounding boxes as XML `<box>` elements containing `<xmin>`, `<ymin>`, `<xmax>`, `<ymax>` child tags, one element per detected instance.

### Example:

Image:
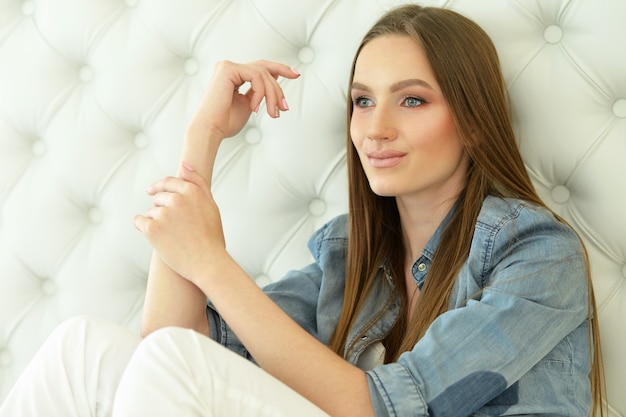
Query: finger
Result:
<box><xmin>133</xmin><ymin>214</ymin><xmax>151</xmax><ymax>235</ymax></box>
<box><xmin>260</xmin><ymin>69</ymin><xmax>283</xmax><ymax>118</ymax></box>
<box><xmin>247</xmin><ymin>68</ymin><xmax>286</xmax><ymax>118</ymax></box>
<box><xmin>245</xmin><ymin>62</ymin><xmax>298</xmax><ymax>116</ymax></box>
<box><xmin>253</xmin><ymin>60</ymin><xmax>301</xmax><ymax>80</ymax></box>
<box><xmin>179</xmin><ymin>162</ymin><xmax>210</xmax><ymax>191</ymax></box>
<box><xmin>146</xmin><ymin>176</ymin><xmax>187</xmax><ymax>195</ymax></box>
<box><xmin>151</xmin><ymin>191</ymin><xmax>179</xmax><ymax>208</ymax></box>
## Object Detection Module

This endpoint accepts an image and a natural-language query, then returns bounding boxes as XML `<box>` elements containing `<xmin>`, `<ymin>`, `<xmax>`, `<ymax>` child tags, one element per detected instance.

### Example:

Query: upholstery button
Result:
<box><xmin>298</xmin><ymin>46</ymin><xmax>315</xmax><ymax>64</ymax></box>
<box><xmin>184</xmin><ymin>58</ymin><xmax>199</xmax><ymax>76</ymax></box>
<box><xmin>551</xmin><ymin>185</ymin><xmax>570</xmax><ymax>203</ymax></box>
<box><xmin>79</xmin><ymin>66</ymin><xmax>94</xmax><ymax>82</ymax></box>
<box><xmin>308</xmin><ymin>198</ymin><xmax>326</xmax><ymax>216</ymax></box>
<box><xmin>134</xmin><ymin>132</ymin><xmax>149</xmax><ymax>148</ymax></box>
<box><xmin>21</xmin><ymin>1</ymin><xmax>35</xmax><ymax>16</ymax></box>
<box><xmin>244</xmin><ymin>127</ymin><xmax>262</xmax><ymax>145</ymax></box>
<box><xmin>255</xmin><ymin>274</ymin><xmax>271</xmax><ymax>287</ymax></box>
<box><xmin>41</xmin><ymin>279</ymin><xmax>56</xmax><ymax>296</ymax></box>
<box><xmin>88</xmin><ymin>208</ymin><xmax>103</xmax><ymax>224</ymax></box>
<box><xmin>612</xmin><ymin>99</ymin><xmax>626</xmax><ymax>118</ymax></box>
<box><xmin>31</xmin><ymin>140</ymin><xmax>46</xmax><ymax>156</ymax></box>
<box><xmin>543</xmin><ymin>25</ymin><xmax>563</xmax><ymax>44</ymax></box>
<box><xmin>0</xmin><ymin>350</ymin><xmax>12</xmax><ymax>367</ymax></box>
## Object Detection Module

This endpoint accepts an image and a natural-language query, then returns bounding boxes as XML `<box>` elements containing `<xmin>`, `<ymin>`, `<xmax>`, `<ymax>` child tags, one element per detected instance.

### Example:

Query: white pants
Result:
<box><xmin>0</xmin><ymin>316</ymin><xmax>329</xmax><ymax>417</ymax></box>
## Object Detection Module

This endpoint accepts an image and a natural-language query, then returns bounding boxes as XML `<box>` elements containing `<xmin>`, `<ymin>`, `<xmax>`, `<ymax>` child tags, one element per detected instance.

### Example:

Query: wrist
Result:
<box><xmin>192</xmin><ymin>250</ymin><xmax>239</xmax><ymax>295</ymax></box>
<box><xmin>185</xmin><ymin>120</ymin><xmax>225</xmax><ymax>144</ymax></box>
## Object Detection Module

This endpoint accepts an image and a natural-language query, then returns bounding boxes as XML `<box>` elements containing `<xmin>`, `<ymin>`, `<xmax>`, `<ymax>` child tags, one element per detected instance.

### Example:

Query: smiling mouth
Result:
<box><xmin>366</xmin><ymin>150</ymin><xmax>406</xmax><ymax>168</ymax></box>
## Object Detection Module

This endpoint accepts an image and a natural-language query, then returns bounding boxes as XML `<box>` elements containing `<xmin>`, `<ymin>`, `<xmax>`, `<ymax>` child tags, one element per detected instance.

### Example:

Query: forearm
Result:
<box><xmin>141</xmin><ymin>133</ymin><xmax>222</xmax><ymax>337</ymax></box>
<box><xmin>195</xmin><ymin>255</ymin><xmax>376</xmax><ymax>417</ymax></box>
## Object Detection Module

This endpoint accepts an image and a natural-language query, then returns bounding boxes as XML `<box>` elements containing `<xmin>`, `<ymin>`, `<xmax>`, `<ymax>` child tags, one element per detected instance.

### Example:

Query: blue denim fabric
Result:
<box><xmin>207</xmin><ymin>196</ymin><xmax>591</xmax><ymax>416</ymax></box>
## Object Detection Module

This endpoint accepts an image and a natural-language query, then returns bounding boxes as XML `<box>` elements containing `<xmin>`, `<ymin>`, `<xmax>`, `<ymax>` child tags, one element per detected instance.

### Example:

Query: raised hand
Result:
<box><xmin>187</xmin><ymin>60</ymin><xmax>300</xmax><ymax>143</ymax></box>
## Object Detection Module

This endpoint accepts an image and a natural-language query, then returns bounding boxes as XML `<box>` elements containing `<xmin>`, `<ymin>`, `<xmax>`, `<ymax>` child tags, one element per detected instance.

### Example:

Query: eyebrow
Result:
<box><xmin>351</xmin><ymin>78</ymin><xmax>434</xmax><ymax>93</ymax></box>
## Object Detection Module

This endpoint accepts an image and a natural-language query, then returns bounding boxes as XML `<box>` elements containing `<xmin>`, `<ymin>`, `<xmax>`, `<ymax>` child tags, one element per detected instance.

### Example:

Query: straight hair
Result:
<box><xmin>328</xmin><ymin>5</ymin><xmax>605</xmax><ymax>416</ymax></box>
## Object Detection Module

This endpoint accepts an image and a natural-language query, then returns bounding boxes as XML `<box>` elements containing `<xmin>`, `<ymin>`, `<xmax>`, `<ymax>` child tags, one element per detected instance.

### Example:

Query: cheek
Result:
<box><xmin>349</xmin><ymin>118</ymin><xmax>363</xmax><ymax>147</ymax></box>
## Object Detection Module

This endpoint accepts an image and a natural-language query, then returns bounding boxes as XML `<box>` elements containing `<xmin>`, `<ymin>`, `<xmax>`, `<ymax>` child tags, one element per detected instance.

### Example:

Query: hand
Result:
<box><xmin>133</xmin><ymin>162</ymin><xmax>226</xmax><ymax>286</ymax></box>
<box><xmin>187</xmin><ymin>60</ymin><xmax>301</xmax><ymax>142</ymax></box>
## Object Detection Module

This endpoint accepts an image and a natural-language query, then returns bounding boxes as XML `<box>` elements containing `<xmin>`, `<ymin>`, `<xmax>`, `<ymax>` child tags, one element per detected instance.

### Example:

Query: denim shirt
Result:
<box><xmin>207</xmin><ymin>196</ymin><xmax>591</xmax><ymax>416</ymax></box>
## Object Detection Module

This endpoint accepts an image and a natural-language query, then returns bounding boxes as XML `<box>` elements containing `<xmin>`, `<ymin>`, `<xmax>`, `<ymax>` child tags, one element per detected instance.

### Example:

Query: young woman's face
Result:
<box><xmin>350</xmin><ymin>34</ymin><xmax>469</xmax><ymax>204</ymax></box>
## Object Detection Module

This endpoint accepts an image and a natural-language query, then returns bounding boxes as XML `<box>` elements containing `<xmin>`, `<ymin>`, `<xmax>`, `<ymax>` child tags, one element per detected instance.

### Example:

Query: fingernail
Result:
<box><xmin>282</xmin><ymin>98</ymin><xmax>289</xmax><ymax>111</ymax></box>
<box><xmin>254</xmin><ymin>104</ymin><xmax>260</xmax><ymax>113</ymax></box>
<box><xmin>182</xmin><ymin>161</ymin><xmax>194</xmax><ymax>171</ymax></box>
<box><xmin>291</xmin><ymin>67</ymin><xmax>301</xmax><ymax>76</ymax></box>
<box><xmin>274</xmin><ymin>105</ymin><xmax>280</xmax><ymax>117</ymax></box>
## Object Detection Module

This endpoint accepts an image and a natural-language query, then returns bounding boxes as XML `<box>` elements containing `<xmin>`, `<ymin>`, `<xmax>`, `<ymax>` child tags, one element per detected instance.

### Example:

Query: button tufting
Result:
<box><xmin>21</xmin><ymin>1</ymin><xmax>34</xmax><ymax>16</ymax></box>
<box><xmin>134</xmin><ymin>132</ymin><xmax>149</xmax><ymax>148</ymax></box>
<box><xmin>308</xmin><ymin>198</ymin><xmax>326</xmax><ymax>216</ymax></box>
<box><xmin>88</xmin><ymin>207</ymin><xmax>103</xmax><ymax>224</ymax></box>
<box><xmin>543</xmin><ymin>25</ymin><xmax>563</xmax><ymax>44</ymax></box>
<box><xmin>551</xmin><ymin>185</ymin><xmax>570</xmax><ymax>203</ymax></box>
<box><xmin>184</xmin><ymin>58</ymin><xmax>199</xmax><ymax>76</ymax></box>
<box><xmin>298</xmin><ymin>46</ymin><xmax>315</xmax><ymax>64</ymax></box>
<box><xmin>612</xmin><ymin>99</ymin><xmax>626</xmax><ymax>118</ymax></box>
<box><xmin>255</xmin><ymin>274</ymin><xmax>271</xmax><ymax>287</ymax></box>
<box><xmin>244</xmin><ymin>127</ymin><xmax>262</xmax><ymax>145</ymax></box>
<box><xmin>31</xmin><ymin>140</ymin><xmax>46</xmax><ymax>156</ymax></box>
<box><xmin>417</xmin><ymin>263</ymin><xmax>426</xmax><ymax>272</ymax></box>
<box><xmin>41</xmin><ymin>279</ymin><xmax>56</xmax><ymax>296</ymax></box>
<box><xmin>0</xmin><ymin>350</ymin><xmax>11</xmax><ymax>367</ymax></box>
<box><xmin>79</xmin><ymin>66</ymin><xmax>94</xmax><ymax>82</ymax></box>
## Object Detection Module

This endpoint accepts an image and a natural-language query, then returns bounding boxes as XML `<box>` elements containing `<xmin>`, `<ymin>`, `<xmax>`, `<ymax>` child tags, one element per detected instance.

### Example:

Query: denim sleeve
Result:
<box><xmin>365</xmin><ymin>207</ymin><xmax>589</xmax><ymax>417</ymax></box>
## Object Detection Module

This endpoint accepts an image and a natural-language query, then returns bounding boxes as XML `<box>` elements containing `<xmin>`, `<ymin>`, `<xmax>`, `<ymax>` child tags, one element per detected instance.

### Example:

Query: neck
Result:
<box><xmin>396</xmin><ymin>194</ymin><xmax>457</xmax><ymax>262</ymax></box>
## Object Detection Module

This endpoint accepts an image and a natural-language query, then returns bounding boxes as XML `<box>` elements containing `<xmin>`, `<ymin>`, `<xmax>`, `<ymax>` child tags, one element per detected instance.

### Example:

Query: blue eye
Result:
<box><xmin>403</xmin><ymin>96</ymin><xmax>425</xmax><ymax>108</ymax></box>
<box><xmin>353</xmin><ymin>97</ymin><xmax>373</xmax><ymax>108</ymax></box>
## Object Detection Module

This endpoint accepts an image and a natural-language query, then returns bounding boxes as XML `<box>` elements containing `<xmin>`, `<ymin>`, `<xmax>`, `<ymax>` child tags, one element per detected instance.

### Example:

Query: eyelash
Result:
<box><xmin>352</xmin><ymin>96</ymin><xmax>426</xmax><ymax>108</ymax></box>
<box><xmin>402</xmin><ymin>96</ymin><xmax>426</xmax><ymax>108</ymax></box>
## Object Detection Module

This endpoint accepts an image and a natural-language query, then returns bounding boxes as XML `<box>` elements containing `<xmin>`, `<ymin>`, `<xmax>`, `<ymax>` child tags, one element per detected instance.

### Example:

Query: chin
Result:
<box><xmin>368</xmin><ymin>183</ymin><xmax>399</xmax><ymax>198</ymax></box>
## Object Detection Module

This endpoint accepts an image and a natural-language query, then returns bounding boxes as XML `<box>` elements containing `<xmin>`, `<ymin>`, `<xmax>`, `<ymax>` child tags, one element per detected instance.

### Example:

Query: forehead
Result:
<box><xmin>353</xmin><ymin>34</ymin><xmax>438</xmax><ymax>89</ymax></box>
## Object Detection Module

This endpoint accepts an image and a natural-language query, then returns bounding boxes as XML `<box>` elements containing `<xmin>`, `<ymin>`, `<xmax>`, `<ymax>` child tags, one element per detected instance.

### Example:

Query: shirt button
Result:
<box><xmin>417</xmin><ymin>263</ymin><xmax>426</xmax><ymax>272</ymax></box>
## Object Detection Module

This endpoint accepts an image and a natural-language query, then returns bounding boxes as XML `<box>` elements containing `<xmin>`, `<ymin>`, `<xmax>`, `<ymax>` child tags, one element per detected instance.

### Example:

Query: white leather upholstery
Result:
<box><xmin>0</xmin><ymin>0</ymin><xmax>624</xmax><ymax>413</ymax></box>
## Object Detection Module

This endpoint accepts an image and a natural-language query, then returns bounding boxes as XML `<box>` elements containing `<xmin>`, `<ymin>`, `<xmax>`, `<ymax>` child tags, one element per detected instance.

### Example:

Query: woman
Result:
<box><xmin>0</xmin><ymin>5</ymin><xmax>604</xmax><ymax>417</ymax></box>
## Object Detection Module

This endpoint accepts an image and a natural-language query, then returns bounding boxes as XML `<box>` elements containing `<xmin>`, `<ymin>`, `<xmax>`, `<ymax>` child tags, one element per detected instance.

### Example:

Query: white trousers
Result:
<box><xmin>0</xmin><ymin>316</ymin><xmax>329</xmax><ymax>417</ymax></box>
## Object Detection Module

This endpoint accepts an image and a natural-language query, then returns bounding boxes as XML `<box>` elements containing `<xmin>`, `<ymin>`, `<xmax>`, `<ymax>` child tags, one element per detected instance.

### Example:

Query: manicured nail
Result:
<box><xmin>291</xmin><ymin>67</ymin><xmax>301</xmax><ymax>76</ymax></box>
<box><xmin>182</xmin><ymin>161</ymin><xmax>194</xmax><ymax>171</ymax></box>
<box><xmin>254</xmin><ymin>104</ymin><xmax>260</xmax><ymax>113</ymax></box>
<box><xmin>282</xmin><ymin>98</ymin><xmax>289</xmax><ymax>111</ymax></box>
<box><xmin>274</xmin><ymin>105</ymin><xmax>280</xmax><ymax>117</ymax></box>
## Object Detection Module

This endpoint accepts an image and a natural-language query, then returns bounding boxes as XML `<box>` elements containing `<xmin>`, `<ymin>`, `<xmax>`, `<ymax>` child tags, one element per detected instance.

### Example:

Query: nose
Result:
<box><xmin>366</xmin><ymin>105</ymin><xmax>397</xmax><ymax>141</ymax></box>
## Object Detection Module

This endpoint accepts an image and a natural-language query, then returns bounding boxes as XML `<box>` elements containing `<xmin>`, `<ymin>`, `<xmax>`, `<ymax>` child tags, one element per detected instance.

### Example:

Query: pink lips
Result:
<box><xmin>366</xmin><ymin>149</ymin><xmax>407</xmax><ymax>168</ymax></box>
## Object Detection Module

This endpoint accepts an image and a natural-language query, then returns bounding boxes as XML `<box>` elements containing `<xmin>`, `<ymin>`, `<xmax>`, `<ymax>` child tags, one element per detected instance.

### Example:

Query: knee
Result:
<box><xmin>138</xmin><ymin>326</ymin><xmax>198</xmax><ymax>352</ymax></box>
<box><xmin>132</xmin><ymin>326</ymin><xmax>216</xmax><ymax>370</ymax></box>
<box><xmin>48</xmin><ymin>316</ymin><xmax>140</xmax><ymax>354</ymax></box>
<box><xmin>51</xmin><ymin>315</ymin><xmax>103</xmax><ymax>340</ymax></box>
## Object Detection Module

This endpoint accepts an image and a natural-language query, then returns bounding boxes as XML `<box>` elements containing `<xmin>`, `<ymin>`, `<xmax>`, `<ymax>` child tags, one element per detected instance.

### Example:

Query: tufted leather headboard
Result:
<box><xmin>1</xmin><ymin>0</ymin><xmax>624</xmax><ymax>413</ymax></box>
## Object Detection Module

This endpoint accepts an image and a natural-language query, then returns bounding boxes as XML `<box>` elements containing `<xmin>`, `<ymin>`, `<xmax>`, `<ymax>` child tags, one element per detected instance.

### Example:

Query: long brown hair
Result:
<box><xmin>328</xmin><ymin>5</ymin><xmax>605</xmax><ymax>415</ymax></box>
